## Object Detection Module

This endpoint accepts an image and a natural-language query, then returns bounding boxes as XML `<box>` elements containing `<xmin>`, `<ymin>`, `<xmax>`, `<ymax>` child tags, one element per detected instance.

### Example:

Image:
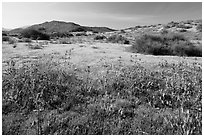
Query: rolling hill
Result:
<box><xmin>8</xmin><ymin>20</ymin><xmax>116</xmax><ymax>34</ymax></box>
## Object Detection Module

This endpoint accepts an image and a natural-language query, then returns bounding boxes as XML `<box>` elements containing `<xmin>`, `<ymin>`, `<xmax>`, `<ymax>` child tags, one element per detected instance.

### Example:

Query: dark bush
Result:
<box><xmin>20</xmin><ymin>29</ymin><xmax>50</xmax><ymax>40</ymax></box>
<box><xmin>177</xmin><ymin>24</ymin><xmax>192</xmax><ymax>29</ymax></box>
<box><xmin>94</xmin><ymin>35</ymin><xmax>107</xmax><ymax>40</ymax></box>
<box><xmin>107</xmin><ymin>35</ymin><xmax>130</xmax><ymax>44</ymax></box>
<box><xmin>50</xmin><ymin>32</ymin><xmax>74</xmax><ymax>38</ymax></box>
<box><xmin>70</xmin><ymin>27</ymin><xmax>87</xmax><ymax>32</ymax></box>
<box><xmin>131</xmin><ymin>33</ymin><xmax>202</xmax><ymax>57</ymax></box>
<box><xmin>75</xmin><ymin>33</ymin><xmax>87</xmax><ymax>36</ymax></box>
<box><xmin>2</xmin><ymin>36</ymin><xmax>10</xmax><ymax>42</ymax></box>
<box><xmin>120</xmin><ymin>30</ymin><xmax>126</xmax><ymax>33</ymax></box>
<box><xmin>196</xmin><ymin>24</ymin><xmax>202</xmax><ymax>32</ymax></box>
<box><xmin>2</xmin><ymin>31</ymin><xmax>8</xmax><ymax>36</ymax></box>
<box><xmin>179</xmin><ymin>29</ymin><xmax>187</xmax><ymax>32</ymax></box>
<box><xmin>38</xmin><ymin>27</ymin><xmax>46</xmax><ymax>31</ymax></box>
<box><xmin>2</xmin><ymin>36</ymin><xmax>16</xmax><ymax>44</ymax></box>
<box><xmin>172</xmin><ymin>42</ymin><xmax>202</xmax><ymax>57</ymax></box>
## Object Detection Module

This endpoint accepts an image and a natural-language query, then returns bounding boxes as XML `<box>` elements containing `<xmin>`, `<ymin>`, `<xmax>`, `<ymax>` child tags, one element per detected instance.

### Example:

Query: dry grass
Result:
<box><xmin>2</xmin><ymin>41</ymin><xmax>202</xmax><ymax>135</ymax></box>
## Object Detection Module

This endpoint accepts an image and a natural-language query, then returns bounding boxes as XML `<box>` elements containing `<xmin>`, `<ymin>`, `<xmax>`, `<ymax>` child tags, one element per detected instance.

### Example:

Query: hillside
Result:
<box><xmin>102</xmin><ymin>19</ymin><xmax>202</xmax><ymax>46</ymax></box>
<box><xmin>8</xmin><ymin>20</ymin><xmax>116</xmax><ymax>34</ymax></box>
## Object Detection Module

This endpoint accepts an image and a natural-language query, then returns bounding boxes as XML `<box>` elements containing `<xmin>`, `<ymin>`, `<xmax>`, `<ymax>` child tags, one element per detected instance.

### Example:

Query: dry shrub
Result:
<box><xmin>107</xmin><ymin>35</ymin><xmax>130</xmax><ymax>44</ymax></box>
<box><xmin>131</xmin><ymin>33</ymin><xmax>201</xmax><ymax>57</ymax></box>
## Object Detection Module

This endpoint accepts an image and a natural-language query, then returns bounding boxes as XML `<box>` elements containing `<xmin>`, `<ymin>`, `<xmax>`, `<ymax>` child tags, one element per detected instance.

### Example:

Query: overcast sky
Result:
<box><xmin>2</xmin><ymin>2</ymin><xmax>202</xmax><ymax>29</ymax></box>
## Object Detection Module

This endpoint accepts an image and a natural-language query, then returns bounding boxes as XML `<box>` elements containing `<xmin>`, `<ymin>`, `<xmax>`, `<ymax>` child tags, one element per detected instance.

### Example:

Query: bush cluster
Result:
<box><xmin>131</xmin><ymin>33</ymin><xmax>202</xmax><ymax>57</ymax></box>
<box><xmin>20</xmin><ymin>29</ymin><xmax>50</xmax><ymax>40</ymax></box>
<box><xmin>2</xmin><ymin>36</ymin><xmax>16</xmax><ymax>44</ymax></box>
<box><xmin>75</xmin><ymin>33</ymin><xmax>88</xmax><ymax>36</ymax></box>
<box><xmin>50</xmin><ymin>32</ymin><xmax>74</xmax><ymax>38</ymax></box>
<box><xmin>94</xmin><ymin>35</ymin><xmax>107</xmax><ymax>40</ymax></box>
<box><xmin>107</xmin><ymin>35</ymin><xmax>130</xmax><ymax>44</ymax></box>
<box><xmin>2</xmin><ymin>36</ymin><xmax>10</xmax><ymax>42</ymax></box>
<box><xmin>58</xmin><ymin>38</ymin><xmax>72</xmax><ymax>44</ymax></box>
<box><xmin>196</xmin><ymin>24</ymin><xmax>202</xmax><ymax>32</ymax></box>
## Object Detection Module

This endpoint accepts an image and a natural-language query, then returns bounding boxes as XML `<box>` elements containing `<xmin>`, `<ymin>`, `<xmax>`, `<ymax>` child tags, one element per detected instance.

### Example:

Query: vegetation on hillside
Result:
<box><xmin>20</xmin><ymin>29</ymin><xmax>50</xmax><ymax>40</ymax></box>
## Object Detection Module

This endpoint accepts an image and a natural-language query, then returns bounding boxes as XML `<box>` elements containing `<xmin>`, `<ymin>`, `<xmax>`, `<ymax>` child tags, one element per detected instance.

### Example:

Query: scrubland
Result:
<box><xmin>2</xmin><ymin>20</ymin><xmax>202</xmax><ymax>134</ymax></box>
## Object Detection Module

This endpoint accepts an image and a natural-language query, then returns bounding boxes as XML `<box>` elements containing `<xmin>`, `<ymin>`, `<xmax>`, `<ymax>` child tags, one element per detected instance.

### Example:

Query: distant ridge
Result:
<box><xmin>8</xmin><ymin>20</ymin><xmax>116</xmax><ymax>34</ymax></box>
<box><xmin>2</xmin><ymin>28</ymin><xmax>11</xmax><ymax>31</ymax></box>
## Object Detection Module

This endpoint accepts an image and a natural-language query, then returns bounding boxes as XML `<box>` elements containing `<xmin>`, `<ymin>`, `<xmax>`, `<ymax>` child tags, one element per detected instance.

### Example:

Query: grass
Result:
<box><xmin>58</xmin><ymin>38</ymin><xmax>72</xmax><ymax>44</ymax></box>
<box><xmin>131</xmin><ymin>33</ymin><xmax>202</xmax><ymax>57</ymax></box>
<box><xmin>2</xmin><ymin>54</ymin><xmax>202</xmax><ymax>135</ymax></box>
<box><xmin>25</xmin><ymin>43</ymin><xmax>43</xmax><ymax>49</ymax></box>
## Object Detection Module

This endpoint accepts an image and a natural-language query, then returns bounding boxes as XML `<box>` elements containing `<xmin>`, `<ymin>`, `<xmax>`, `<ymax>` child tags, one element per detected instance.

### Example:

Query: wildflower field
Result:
<box><xmin>2</xmin><ymin>41</ymin><xmax>202</xmax><ymax>135</ymax></box>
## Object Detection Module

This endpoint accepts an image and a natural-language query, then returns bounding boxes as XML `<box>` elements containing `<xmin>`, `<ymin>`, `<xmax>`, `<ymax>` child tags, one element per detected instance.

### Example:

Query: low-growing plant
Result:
<box><xmin>23</xmin><ymin>38</ymin><xmax>32</xmax><ymax>43</ymax></box>
<box><xmin>25</xmin><ymin>43</ymin><xmax>43</xmax><ymax>49</ymax></box>
<box><xmin>8</xmin><ymin>38</ymin><xmax>16</xmax><ymax>44</ymax></box>
<box><xmin>2</xmin><ymin>56</ymin><xmax>202</xmax><ymax>135</ymax></box>
<box><xmin>59</xmin><ymin>38</ymin><xmax>72</xmax><ymax>44</ymax></box>
<box><xmin>177</xmin><ymin>24</ymin><xmax>192</xmax><ymax>29</ymax></box>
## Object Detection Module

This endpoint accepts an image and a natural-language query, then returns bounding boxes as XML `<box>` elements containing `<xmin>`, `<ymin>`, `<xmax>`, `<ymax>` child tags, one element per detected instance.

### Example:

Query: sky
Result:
<box><xmin>2</xmin><ymin>2</ymin><xmax>202</xmax><ymax>29</ymax></box>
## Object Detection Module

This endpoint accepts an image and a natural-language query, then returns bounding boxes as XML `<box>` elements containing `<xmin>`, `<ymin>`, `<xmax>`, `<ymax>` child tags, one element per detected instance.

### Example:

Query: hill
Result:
<box><xmin>8</xmin><ymin>20</ymin><xmax>116</xmax><ymax>35</ymax></box>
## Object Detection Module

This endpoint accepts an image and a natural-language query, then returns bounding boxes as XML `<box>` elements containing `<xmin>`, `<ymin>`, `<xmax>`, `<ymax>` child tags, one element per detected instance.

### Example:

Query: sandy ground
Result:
<box><xmin>2</xmin><ymin>42</ymin><xmax>202</xmax><ymax>74</ymax></box>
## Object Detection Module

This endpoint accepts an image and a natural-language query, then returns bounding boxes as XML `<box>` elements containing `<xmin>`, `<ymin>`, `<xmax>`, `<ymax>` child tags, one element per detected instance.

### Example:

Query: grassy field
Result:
<box><xmin>2</xmin><ymin>40</ymin><xmax>202</xmax><ymax>135</ymax></box>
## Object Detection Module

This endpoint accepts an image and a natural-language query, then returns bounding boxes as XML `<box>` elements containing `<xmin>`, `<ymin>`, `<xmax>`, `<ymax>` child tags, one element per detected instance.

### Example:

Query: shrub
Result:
<box><xmin>18</xmin><ymin>38</ymin><xmax>32</xmax><ymax>43</ymax></box>
<box><xmin>4</xmin><ymin>37</ymin><xmax>17</xmax><ymax>44</ymax></box>
<box><xmin>2</xmin><ymin>36</ymin><xmax>10</xmax><ymax>42</ymax></box>
<box><xmin>8</xmin><ymin>39</ymin><xmax>16</xmax><ymax>44</ymax></box>
<box><xmin>50</xmin><ymin>32</ymin><xmax>74</xmax><ymax>38</ymax></box>
<box><xmin>20</xmin><ymin>29</ymin><xmax>50</xmax><ymax>40</ymax></box>
<box><xmin>18</xmin><ymin>39</ymin><xmax>24</xmax><ymax>42</ymax></box>
<box><xmin>196</xmin><ymin>24</ymin><xmax>202</xmax><ymax>32</ymax></box>
<box><xmin>70</xmin><ymin>27</ymin><xmax>87</xmax><ymax>32</ymax></box>
<box><xmin>177</xmin><ymin>24</ymin><xmax>192</xmax><ymax>29</ymax></box>
<box><xmin>2</xmin><ymin>31</ymin><xmax>8</xmax><ymax>36</ymax></box>
<box><xmin>94</xmin><ymin>35</ymin><xmax>107</xmax><ymax>40</ymax></box>
<box><xmin>75</xmin><ymin>33</ymin><xmax>87</xmax><ymax>36</ymax></box>
<box><xmin>59</xmin><ymin>39</ymin><xmax>72</xmax><ymax>44</ymax></box>
<box><xmin>172</xmin><ymin>42</ymin><xmax>202</xmax><ymax>57</ymax></box>
<box><xmin>131</xmin><ymin>33</ymin><xmax>201</xmax><ymax>57</ymax></box>
<box><xmin>23</xmin><ymin>38</ymin><xmax>32</xmax><ymax>43</ymax></box>
<box><xmin>120</xmin><ymin>30</ymin><xmax>126</xmax><ymax>33</ymax></box>
<box><xmin>160</xmin><ymin>29</ymin><xmax>168</xmax><ymax>35</ymax></box>
<box><xmin>107</xmin><ymin>35</ymin><xmax>130</xmax><ymax>44</ymax></box>
<box><xmin>179</xmin><ymin>29</ymin><xmax>187</xmax><ymax>32</ymax></box>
